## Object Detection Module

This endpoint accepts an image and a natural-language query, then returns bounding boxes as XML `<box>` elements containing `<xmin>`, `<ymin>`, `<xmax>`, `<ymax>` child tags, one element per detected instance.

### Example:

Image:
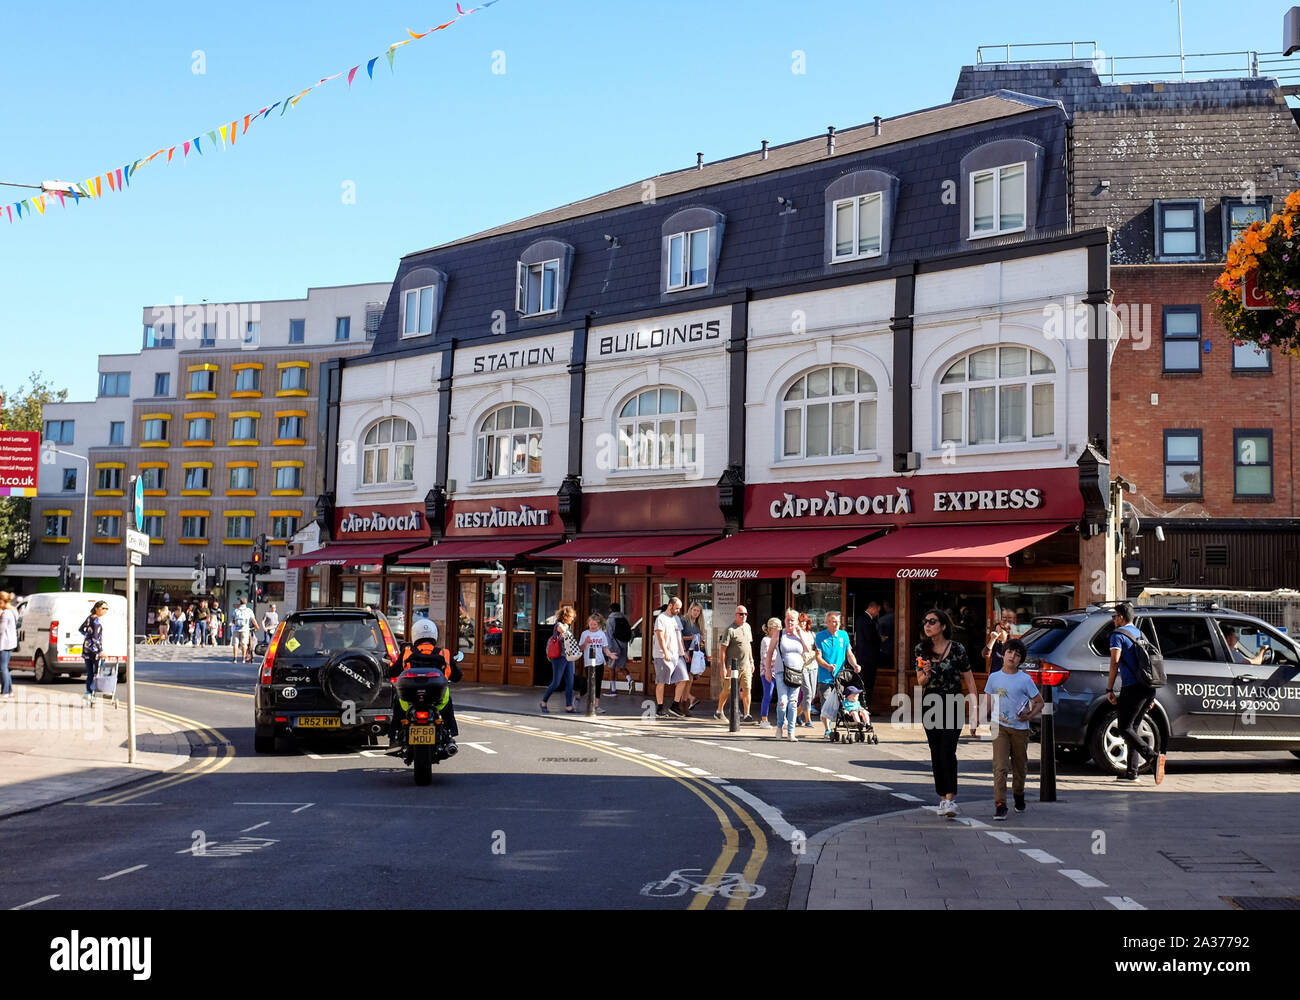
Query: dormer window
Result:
<box><xmin>832</xmin><ymin>193</ymin><xmax>882</xmax><ymax>261</ymax></box>
<box><xmin>516</xmin><ymin>260</ymin><xmax>560</xmax><ymax>316</ymax></box>
<box><xmin>970</xmin><ymin>162</ymin><xmax>1026</xmax><ymax>238</ymax></box>
<box><xmin>667</xmin><ymin>230</ymin><xmax>709</xmax><ymax>290</ymax></box>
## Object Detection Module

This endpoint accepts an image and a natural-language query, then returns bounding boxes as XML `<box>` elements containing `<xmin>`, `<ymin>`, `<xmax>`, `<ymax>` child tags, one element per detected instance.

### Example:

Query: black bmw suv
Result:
<box><xmin>253</xmin><ymin>607</ymin><xmax>401</xmax><ymax>753</ymax></box>
<box><xmin>1019</xmin><ymin>604</ymin><xmax>1300</xmax><ymax>775</ymax></box>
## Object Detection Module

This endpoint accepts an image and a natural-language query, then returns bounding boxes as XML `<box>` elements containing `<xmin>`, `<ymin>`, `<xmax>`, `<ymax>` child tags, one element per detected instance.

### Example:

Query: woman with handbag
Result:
<box><xmin>764</xmin><ymin>608</ymin><xmax>814</xmax><ymax>741</ymax></box>
<box><xmin>796</xmin><ymin>611</ymin><xmax>818</xmax><ymax>729</ymax></box>
<box><xmin>680</xmin><ymin>602</ymin><xmax>707</xmax><ymax>715</ymax></box>
<box><xmin>79</xmin><ymin>600</ymin><xmax>109</xmax><ymax>706</ymax></box>
<box><xmin>757</xmin><ymin>616</ymin><xmax>781</xmax><ymax>728</ymax></box>
<box><xmin>541</xmin><ymin>605</ymin><xmax>581</xmax><ymax>713</ymax></box>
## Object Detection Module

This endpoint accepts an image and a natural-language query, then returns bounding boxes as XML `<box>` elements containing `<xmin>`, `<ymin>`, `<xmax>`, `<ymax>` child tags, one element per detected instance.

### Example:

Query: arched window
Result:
<box><xmin>362</xmin><ymin>418</ymin><xmax>416</xmax><ymax>485</ymax></box>
<box><xmin>475</xmin><ymin>405</ymin><xmax>542</xmax><ymax>481</ymax></box>
<box><xmin>938</xmin><ymin>347</ymin><xmax>1055</xmax><ymax>446</ymax></box>
<box><xmin>782</xmin><ymin>366</ymin><xmax>877</xmax><ymax>459</ymax></box>
<box><xmin>617</xmin><ymin>388</ymin><xmax>697</xmax><ymax>471</ymax></box>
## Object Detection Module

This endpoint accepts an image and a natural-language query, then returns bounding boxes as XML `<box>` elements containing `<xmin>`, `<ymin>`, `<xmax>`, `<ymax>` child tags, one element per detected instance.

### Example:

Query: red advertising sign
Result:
<box><xmin>0</xmin><ymin>431</ymin><xmax>39</xmax><ymax>496</ymax></box>
<box><xmin>334</xmin><ymin>502</ymin><xmax>429</xmax><ymax>540</ymax></box>
<box><xmin>1242</xmin><ymin>270</ymin><xmax>1272</xmax><ymax>310</ymax></box>
<box><xmin>744</xmin><ymin>467</ymin><xmax>1083</xmax><ymax>529</ymax></box>
<box><xmin>446</xmin><ymin>495</ymin><xmax>560</xmax><ymax>537</ymax></box>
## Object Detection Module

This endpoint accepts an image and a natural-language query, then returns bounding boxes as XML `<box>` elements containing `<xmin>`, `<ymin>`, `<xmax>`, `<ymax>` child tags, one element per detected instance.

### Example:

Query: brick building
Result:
<box><xmin>955</xmin><ymin>55</ymin><xmax>1300</xmax><ymax>590</ymax></box>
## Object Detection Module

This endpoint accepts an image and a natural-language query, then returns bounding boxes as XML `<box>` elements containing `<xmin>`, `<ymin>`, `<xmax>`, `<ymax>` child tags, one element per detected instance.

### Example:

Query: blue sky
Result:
<box><xmin>0</xmin><ymin>0</ymin><xmax>1293</xmax><ymax>400</ymax></box>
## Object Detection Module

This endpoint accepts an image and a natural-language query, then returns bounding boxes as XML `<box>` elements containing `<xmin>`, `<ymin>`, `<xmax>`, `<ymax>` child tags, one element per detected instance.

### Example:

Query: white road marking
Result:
<box><xmin>717</xmin><ymin>782</ymin><xmax>800</xmax><ymax>843</ymax></box>
<box><xmin>705</xmin><ymin>776</ymin><xmax>727</xmax><ymax>784</ymax></box>
<box><xmin>1105</xmin><ymin>896</ymin><xmax>1147</xmax><ymax>910</ymax></box>
<box><xmin>807</xmin><ymin>766</ymin><xmax>834</xmax><ymax>773</ymax></box>
<box><xmin>984</xmin><ymin>831</ymin><xmax>1026</xmax><ymax>845</ymax></box>
<box><xmin>663</xmin><ymin>759</ymin><xmax>688</xmax><ymax>767</ymax></box>
<box><xmin>717</xmin><ymin>745</ymin><xmax>751</xmax><ymax>753</ymax></box>
<box><xmin>750</xmin><ymin>753</ymin><xmax>776</xmax><ymax>759</ymax></box>
<box><xmin>462</xmin><ymin>742</ymin><xmax>497</xmax><ymax>754</ymax></box>
<box><xmin>617</xmin><ymin>746</ymin><xmax>643</xmax><ymax>754</ymax></box>
<box><xmin>304</xmin><ymin>752</ymin><xmax>356</xmax><ymax>760</ymax></box>
<box><xmin>866</xmin><ymin>782</ymin><xmax>891</xmax><ymax>790</ymax></box>
<box><xmin>834</xmin><ymin>774</ymin><xmax>863</xmax><ymax>782</ymax></box>
<box><xmin>98</xmin><ymin>865</ymin><xmax>148</xmax><ymax>881</ymax></box>
<box><xmin>641</xmin><ymin>753</ymin><xmax>666</xmax><ymax>761</ymax></box>
<box><xmin>291</xmin><ymin>803</ymin><xmax>315</xmax><ymax>814</ymax></box>
<box><xmin>540</xmin><ymin>730</ymin><xmax>565</xmax><ymax>736</ymax></box>
<box><xmin>234</xmin><ymin>801</ymin><xmax>313</xmax><ymax>808</ymax></box>
<box><xmin>10</xmin><ymin>895</ymin><xmax>59</xmax><ymax>910</ymax></box>
<box><xmin>240</xmin><ymin>822</ymin><xmax>271</xmax><ymax>833</ymax></box>
<box><xmin>777</xmin><ymin>759</ymin><xmax>805</xmax><ymax>766</ymax></box>
<box><xmin>358</xmin><ymin>749</ymin><xmax>387</xmax><ymax>757</ymax></box>
<box><xmin>515</xmin><ymin>725</ymin><xmax>539</xmax><ymax>731</ymax></box>
<box><xmin>685</xmin><ymin>767</ymin><xmax>712</xmax><ymax>776</ymax></box>
<box><xmin>690</xmin><ymin>740</ymin><xmax>718</xmax><ymax>746</ymax></box>
<box><xmin>1020</xmin><ymin>848</ymin><xmax>1063</xmax><ymax>864</ymax></box>
<box><xmin>1059</xmin><ymin>869</ymin><xmax>1108</xmax><ymax>888</ymax></box>
<box><xmin>585</xmin><ymin>739</ymin><xmax>619</xmax><ymax>746</ymax></box>
<box><xmin>892</xmin><ymin>792</ymin><xmax>922</xmax><ymax>802</ymax></box>
<box><xmin>956</xmin><ymin>818</ymin><xmax>990</xmax><ymax>829</ymax></box>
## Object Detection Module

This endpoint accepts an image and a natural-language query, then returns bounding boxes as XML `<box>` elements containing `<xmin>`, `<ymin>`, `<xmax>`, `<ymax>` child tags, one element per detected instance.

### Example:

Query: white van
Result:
<box><xmin>11</xmin><ymin>592</ymin><xmax>129</xmax><ymax>683</ymax></box>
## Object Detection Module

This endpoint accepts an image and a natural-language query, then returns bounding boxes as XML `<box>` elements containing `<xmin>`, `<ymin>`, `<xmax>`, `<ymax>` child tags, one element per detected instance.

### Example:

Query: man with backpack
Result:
<box><xmin>1106</xmin><ymin>603</ymin><xmax>1167</xmax><ymax>784</ymax></box>
<box><xmin>606</xmin><ymin>602</ymin><xmax>636</xmax><ymax>695</ymax></box>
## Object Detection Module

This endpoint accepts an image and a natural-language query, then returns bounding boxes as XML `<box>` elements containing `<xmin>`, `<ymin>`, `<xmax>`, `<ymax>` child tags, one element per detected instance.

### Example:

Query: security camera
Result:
<box><xmin>1154</xmin><ymin>525</ymin><xmax>1166</xmax><ymax>543</ymax></box>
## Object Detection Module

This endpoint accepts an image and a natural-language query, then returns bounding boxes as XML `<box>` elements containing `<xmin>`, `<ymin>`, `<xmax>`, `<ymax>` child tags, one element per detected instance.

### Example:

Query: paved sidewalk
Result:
<box><xmin>0</xmin><ymin>687</ymin><xmax>192</xmax><ymax>819</ymax></box>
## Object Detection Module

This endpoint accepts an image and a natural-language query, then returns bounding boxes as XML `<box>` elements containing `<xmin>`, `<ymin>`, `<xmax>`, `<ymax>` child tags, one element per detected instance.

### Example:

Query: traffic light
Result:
<box><xmin>250</xmin><ymin>548</ymin><xmax>264</xmax><ymax>572</ymax></box>
<box><xmin>214</xmin><ymin>565</ymin><xmax>227</xmax><ymax>588</ymax></box>
<box><xmin>192</xmin><ymin>553</ymin><xmax>207</xmax><ymax>594</ymax></box>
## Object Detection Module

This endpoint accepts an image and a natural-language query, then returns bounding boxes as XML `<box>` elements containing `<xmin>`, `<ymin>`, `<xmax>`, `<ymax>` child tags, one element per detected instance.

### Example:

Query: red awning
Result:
<box><xmin>287</xmin><ymin>540</ymin><xmax>424</xmax><ymax>569</ymax></box>
<box><xmin>665</xmin><ymin>527</ymin><xmax>878</xmax><ymax>580</ymax></box>
<box><xmin>395</xmin><ymin>536</ymin><xmax>562</xmax><ymax>564</ymax></box>
<box><xmin>529</xmin><ymin>534</ymin><xmax>718</xmax><ymax>569</ymax></box>
<box><xmin>829</xmin><ymin>522</ymin><xmax>1073</xmax><ymax>582</ymax></box>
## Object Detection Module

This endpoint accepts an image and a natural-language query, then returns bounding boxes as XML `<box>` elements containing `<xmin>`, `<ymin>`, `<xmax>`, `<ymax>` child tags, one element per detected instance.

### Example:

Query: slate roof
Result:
<box><xmin>409</xmin><ymin>91</ymin><xmax>1063</xmax><ymax>256</ymax></box>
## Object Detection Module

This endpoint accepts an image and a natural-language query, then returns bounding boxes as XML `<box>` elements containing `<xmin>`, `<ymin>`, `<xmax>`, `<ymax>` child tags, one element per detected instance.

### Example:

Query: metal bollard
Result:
<box><xmin>1039</xmin><ymin>684</ymin><xmax>1057</xmax><ymax>802</ymax></box>
<box><xmin>585</xmin><ymin>645</ymin><xmax>597</xmax><ymax>718</ymax></box>
<box><xmin>728</xmin><ymin>667</ymin><xmax>739</xmax><ymax>733</ymax></box>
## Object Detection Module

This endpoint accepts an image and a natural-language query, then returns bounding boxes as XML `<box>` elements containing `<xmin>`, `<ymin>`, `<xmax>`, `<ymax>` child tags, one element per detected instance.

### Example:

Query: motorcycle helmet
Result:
<box><xmin>411</xmin><ymin>618</ymin><xmax>439</xmax><ymax>643</ymax></box>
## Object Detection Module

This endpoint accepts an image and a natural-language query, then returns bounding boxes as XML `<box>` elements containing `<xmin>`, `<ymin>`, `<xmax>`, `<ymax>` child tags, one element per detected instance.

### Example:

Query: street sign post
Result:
<box><xmin>125</xmin><ymin>477</ymin><xmax>141</xmax><ymax>764</ymax></box>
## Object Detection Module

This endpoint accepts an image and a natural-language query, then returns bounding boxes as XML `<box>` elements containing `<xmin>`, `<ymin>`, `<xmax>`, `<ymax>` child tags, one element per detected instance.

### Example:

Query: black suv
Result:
<box><xmin>1020</xmin><ymin>604</ymin><xmax>1300</xmax><ymax>775</ymax></box>
<box><xmin>253</xmin><ymin>607</ymin><xmax>400</xmax><ymax>753</ymax></box>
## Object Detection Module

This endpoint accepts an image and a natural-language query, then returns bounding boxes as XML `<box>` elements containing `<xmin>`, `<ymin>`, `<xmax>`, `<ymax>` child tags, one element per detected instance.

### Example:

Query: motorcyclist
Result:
<box><xmin>388</xmin><ymin>618</ymin><xmax>461</xmax><ymax>755</ymax></box>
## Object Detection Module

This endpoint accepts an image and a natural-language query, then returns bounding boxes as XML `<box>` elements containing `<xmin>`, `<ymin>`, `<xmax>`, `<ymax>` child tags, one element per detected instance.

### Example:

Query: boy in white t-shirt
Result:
<box><xmin>981</xmin><ymin>638</ymin><xmax>1043</xmax><ymax>821</ymax></box>
<box><xmin>578</xmin><ymin>614</ymin><xmax>618</xmax><ymax>714</ymax></box>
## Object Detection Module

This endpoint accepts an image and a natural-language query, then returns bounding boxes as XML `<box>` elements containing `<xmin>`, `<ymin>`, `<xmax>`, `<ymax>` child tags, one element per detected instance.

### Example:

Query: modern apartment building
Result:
<box><xmin>11</xmin><ymin>283</ymin><xmax>389</xmax><ymax>633</ymax></box>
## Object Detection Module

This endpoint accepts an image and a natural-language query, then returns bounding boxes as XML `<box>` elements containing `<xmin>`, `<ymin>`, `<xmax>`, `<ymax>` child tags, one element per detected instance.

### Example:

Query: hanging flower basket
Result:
<box><xmin>1211</xmin><ymin>189</ymin><xmax>1300</xmax><ymax>357</ymax></box>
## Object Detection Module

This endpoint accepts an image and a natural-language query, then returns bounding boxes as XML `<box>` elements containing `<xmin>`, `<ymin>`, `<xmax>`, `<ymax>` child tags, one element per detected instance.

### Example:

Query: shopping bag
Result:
<box><xmin>93</xmin><ymin>664</ymin><xmax>119</xmax><ymax>697</ymax></box>
<box><xmin>690</xmin><ymin>650</ymin><xmax>707</xmax><ymax>675</ymax></box>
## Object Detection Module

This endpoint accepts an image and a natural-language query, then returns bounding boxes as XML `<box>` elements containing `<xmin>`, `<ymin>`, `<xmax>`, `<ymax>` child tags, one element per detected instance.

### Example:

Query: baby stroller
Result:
<box><xmin>826</xmin><ymin>668</ymin><xmax>879</xmax><ymax>745</ymax></box>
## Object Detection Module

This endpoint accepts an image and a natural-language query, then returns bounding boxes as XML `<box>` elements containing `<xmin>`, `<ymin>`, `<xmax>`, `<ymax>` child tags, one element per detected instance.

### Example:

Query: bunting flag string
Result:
<box><xmin>4</xmin><ymin>1</ymin><xmax>499</xmax><ymax>225</ymax></box>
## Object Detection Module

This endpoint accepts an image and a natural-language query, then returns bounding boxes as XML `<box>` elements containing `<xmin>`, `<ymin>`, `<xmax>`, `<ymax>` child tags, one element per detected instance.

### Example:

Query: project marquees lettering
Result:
<box><xmin>598</xmin><ymin>319</ymin><xmax>722</xmax><ymax>356</ymax></box>
<box><xmin>768</xmin><ymin>486</ymin><xmax>1044</xmax><ymax>521</ymax></box>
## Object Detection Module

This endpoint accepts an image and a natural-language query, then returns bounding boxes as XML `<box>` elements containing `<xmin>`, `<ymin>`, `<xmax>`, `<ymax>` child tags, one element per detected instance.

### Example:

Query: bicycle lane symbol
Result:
<box><xmin>640</xmin><ymin>868</ymin><xmax>766</xmax><ymax>901</ymax></box>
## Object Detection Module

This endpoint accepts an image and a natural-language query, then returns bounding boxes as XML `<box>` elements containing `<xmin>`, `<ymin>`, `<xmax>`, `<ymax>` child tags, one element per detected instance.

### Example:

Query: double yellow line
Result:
<box><xmin>464</xmin><ymin>717</ymin><xmax>768</xmax><ymax>910</ymax></box>
<box><xmin>85</xmin><ymin>705</ymin><xmax>235</xmax><ymax>806</ymax></box>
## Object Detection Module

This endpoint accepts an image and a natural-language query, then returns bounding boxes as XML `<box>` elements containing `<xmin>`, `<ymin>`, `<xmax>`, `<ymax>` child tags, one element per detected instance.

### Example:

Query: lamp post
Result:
<box><xmin>50</xmin><ymin>448</ymin><xmax>89</xmax><ymax>589</ymax></box>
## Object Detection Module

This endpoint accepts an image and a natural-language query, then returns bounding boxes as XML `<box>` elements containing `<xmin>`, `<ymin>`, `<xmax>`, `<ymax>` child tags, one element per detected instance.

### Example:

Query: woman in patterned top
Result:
<box><xmin>80</xmin><ymin>600</ymin><xmax>109</xmax><ymax>705</ymax></box>
<box><xmin>914</xmin><ymin>608</ymin><xmax>978</xmax><ymax>819</ymax></box>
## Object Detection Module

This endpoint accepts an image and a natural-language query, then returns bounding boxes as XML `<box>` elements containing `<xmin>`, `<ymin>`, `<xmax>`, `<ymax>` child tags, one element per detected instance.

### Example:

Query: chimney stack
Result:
<box><xmin>696</xmin><ymin>152</ymin><xmax>704</xmax><ymax>170</ymax></box>
<box><xmin>760</xmin><ymin>140</ymin><xmax>769</xmax><ymax>160</ymax></box>
<box><xmin>873</xmin><ymin>116</ymin><xmax>882</xmax><ymax>137</ymax></box>
<box><xmin>827</xmin><ymin>126</ymin><xmax>836</xmax><ymax>155</ymax></box>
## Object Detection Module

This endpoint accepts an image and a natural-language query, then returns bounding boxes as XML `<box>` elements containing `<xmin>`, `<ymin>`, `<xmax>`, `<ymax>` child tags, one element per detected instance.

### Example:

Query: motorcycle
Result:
<box><xmin>391</xmin><ymin>650</ymin><xmax>463</xmax><ymax>786</ymax></box>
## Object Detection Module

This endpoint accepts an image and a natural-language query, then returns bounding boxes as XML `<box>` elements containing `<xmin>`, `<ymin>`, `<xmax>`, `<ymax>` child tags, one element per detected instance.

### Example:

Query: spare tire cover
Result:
<box><xmin>319</xmin><ymin>650</ymin><xmax>384</xmax><ymax>708</ymax></box>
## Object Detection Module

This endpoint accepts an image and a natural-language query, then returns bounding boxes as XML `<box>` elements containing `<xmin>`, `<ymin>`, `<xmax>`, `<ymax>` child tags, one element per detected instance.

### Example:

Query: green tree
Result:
<box><xmin>0</xmin><ymin>373</ymin><xmax>69</xmax><ymax>570</ymax></box>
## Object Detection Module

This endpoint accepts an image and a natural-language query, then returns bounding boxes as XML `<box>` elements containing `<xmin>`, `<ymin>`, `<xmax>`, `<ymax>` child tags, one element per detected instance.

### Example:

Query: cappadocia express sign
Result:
<box><xmin>334</xmin><ymin>503</ymin><xmax>428</xmax><ymax>539</ymax></box>
<box><xmin>745</xmin><ymin>468</ymin><xmax>1082</xmax><ymax>527</ymax></box>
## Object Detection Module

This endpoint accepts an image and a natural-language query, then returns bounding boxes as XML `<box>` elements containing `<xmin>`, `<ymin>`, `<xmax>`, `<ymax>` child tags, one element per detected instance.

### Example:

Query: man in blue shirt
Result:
<box><xmin>1106</xmin><ymin>603</ymin><xmax>1166</xmax><ymax>784</ymax></box>
<box><xmin>814</xmin><ymin>612</ymin><xmax>861</xmax><ymax>738</ymax></box>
